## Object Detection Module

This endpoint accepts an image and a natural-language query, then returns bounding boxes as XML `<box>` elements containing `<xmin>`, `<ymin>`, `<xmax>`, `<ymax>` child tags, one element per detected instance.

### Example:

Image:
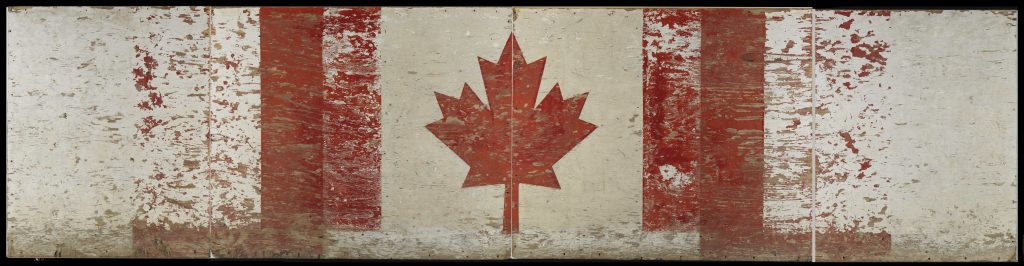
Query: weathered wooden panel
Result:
<box><xmin>512</xmin><ymin>8</ymin><xmax>679</xmax><ymax>259</ymax></box>
<box><xmin>128</xmin><ymin>6</ymin><xmax>213</xmax><ymax>258</ymax></box>
<box><xmin>762</xmin><ymin>9</ymin><xmax>814</xmax><ymax>238</ymax></box>
<box><xmin>322</xmin><ymin>7</ymin><xmax>383</xmax><ymax>232</ymax></box>
<box><xmin>208</xmin><ymin>7</ymin><xmax>262</xmax><ymax>257</ymax></box>
<box><xmin>814</xmin><ymin>10</ymin><xmax>1018</xmax><ymax>262</ymax></box>
<box><xmin>636</xmin><ymin>8</ymin><xmax>815</xmax><ymax>261</ymax></box>
<box><xmin>7</xmin><ymin>6</ymin><xmax>138</xmax><ymax>258</ymax></box>
<box><xmin>5</xmin><ymin>6</ymin><xmax>1017</xmax><ymax>261</ymax></box>
<box><xmin>322</xmin><ymin>7</ymin><xmax>513</xmax><ymax>259</ymax></box>
<box><xmin>642</xmin><ymin>8</ymin><xmax>703</xmax><ymax>234</ymax></box>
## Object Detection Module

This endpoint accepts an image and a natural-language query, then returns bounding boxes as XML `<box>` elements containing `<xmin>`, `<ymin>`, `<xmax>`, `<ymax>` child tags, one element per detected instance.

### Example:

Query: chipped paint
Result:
<box><xmin>5</xmin><ymin>7</ymin><xmax>1018</xmax><ymax>261</ymax></box>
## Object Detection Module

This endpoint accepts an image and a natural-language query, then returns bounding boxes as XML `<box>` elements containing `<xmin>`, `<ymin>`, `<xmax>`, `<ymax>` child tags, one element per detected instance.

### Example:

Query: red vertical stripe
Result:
<box><xmin>322</xmin><ymin>8</ymin><xmax>383</xmax><ymax>231</ymax></box>
<box><xmin>642</xmin><ymin>9</ymin><xmax>815</xmax><ymax>259</ymax></box>
<box><xmin>259</xmin><ymin>7</ymin><xmax>326</xmax><ymax>256</ymax></box>
<box><xmin>697</xmin><ymin>9</ymin><xmax>768</xmax><ymax>258</ymax></box>
<box><xmin>641</xmin><ymin>9</ymin><xmax>702</xmax><ymax>231</ymax></box>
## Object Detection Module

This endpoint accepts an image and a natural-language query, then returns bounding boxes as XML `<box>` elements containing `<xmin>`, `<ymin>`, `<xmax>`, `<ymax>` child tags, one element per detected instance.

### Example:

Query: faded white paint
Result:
<box><xmin>763</xmin><ymin>9</ymin><xmax>814</xmax><ymax>234</ymax></box>
<box><xmin>511</xmin><ymin>8</ymin><xmax>699</xmax><ymax>259</ymax></box>
<box><xmin>130</xmin><ymin>7</ymin><xmax>212</xmax><ymax>229</ymax></box>
<box><xmin>4</xmin><ymin>7</ymin><xmax>1018</xmax><ymax>261</ymax></box>
<box><xmin>209</xmin><ymin>7</ymin><xmax>261</xmax><ymax>229</ymax></box>
<box><xmin>814</xmin><ymin>10</ymin><xmax>895</xmax><ymax>236</ymax></box>
<box><xmin>881</xmin><ymin>11</ymin><xmax>1017</xmax><ymax>262</ymax></box>
<box><xmin>815</xmin><ymin>10</ymin><xmax>1018</xmax><ymax>261</ymax></box>
<box><xmin>6</xmin><ymin>7</ymin><xmax>138</xmax><ymax>257</ymax></box>
<box><xmin>323</xmin><ymin>7</ymin><xmax>513</xmax><ymax>259</ymax></box>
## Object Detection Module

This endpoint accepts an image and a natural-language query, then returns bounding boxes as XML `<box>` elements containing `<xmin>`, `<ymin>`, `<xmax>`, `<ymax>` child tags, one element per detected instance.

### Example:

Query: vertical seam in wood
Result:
<box><xmin>810</xmin><ymin>9</ymin><xmax>818</xmax><ymax>263</ymax></box>
<box><xmin>205</xmin><ymin>6</ymin><xmax>215</xmax><ymax>259</ymax></box>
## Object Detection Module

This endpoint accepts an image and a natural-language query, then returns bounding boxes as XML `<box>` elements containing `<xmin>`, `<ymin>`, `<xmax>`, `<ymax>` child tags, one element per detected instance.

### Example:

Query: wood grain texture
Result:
<box><xmin>642</xmin><ymin>8</ymin><xmax>703</xmax><ymax>233</ymax></box>
<box><xmin>7</xmin><ymin>7</ymin><xmax>138</xmax><ymax>258</ymax></box>
<box><xmin>129</xmin><ymin>7</ymin><xmax>212</xmax><ymax>258</ymax></box>
<box><xmin>322</xmin><ymin>7</ymin><xmax>383</xmax><ymax>231</ymax></box>
<box><xmin>208</xmin><ymin>7</ymin><xmax>262</xmax><ymax>257</ymax></box>
<box><xmin>323</xmin><ymin>7</ymin><xmax>513</xmax><ymax>259</ymax></box>
<box><xmin>257</xmin><ymin>7</ymin><xmax>326</xmax><ymax>258</ymax></box>
<box><xmin>815</xmin><ymin>10</ymin><xmax>1018</xmax><ymax>262</ymax></box>
<box><xmin>4</xmin><ymin>7</ymin><xmax>1017</xmax><ymax>261</ymax></box>
<box><xmin>813</xmin><ymin>9</ymin><xmax>895</xmax><ymax>261</ymax></box>
<box><xmin>762</xmin><ymin>9</ymin><xmax>813</xmax><ymax>237</ymax></box>
<box><xmin>696</xmin><ymin>9</ymin><xmax>771</xmax><ymax>260</ymax></box>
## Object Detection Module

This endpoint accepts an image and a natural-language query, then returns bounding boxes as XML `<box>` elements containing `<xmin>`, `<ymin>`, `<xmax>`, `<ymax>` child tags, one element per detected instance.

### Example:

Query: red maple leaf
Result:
<box><xmin>426</xmin><ymin>33</ymin><xmax>597</xmax><ymax>234</ymax></box>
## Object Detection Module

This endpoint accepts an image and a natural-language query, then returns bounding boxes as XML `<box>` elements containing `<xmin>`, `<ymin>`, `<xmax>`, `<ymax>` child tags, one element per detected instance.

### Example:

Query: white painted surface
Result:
<box><xmin>209</xmin><ymin>7</ymin><xmax>262</xmax><ymax>229</ymax></box>
<box><xmin>4</xmin><ymin>7</ymin><xmax>1017</xmax><ymax>261</ymax></box>
<box><xmin>324</xmin><ymin>7</ymin><xmax>513</xmax><ymax>259</ymax></box>
<box><xmin>881</xmin><ymin>11</ymin><xmax>1017</xmax><ymax>261</ymax></box>
<box><xmin>7</xmin><ymin>7</ymin><xmax>138</xmax><ymax>257</ymax></box>
<box><xmin>763</xmin><ymin>9</ymin><xmax>814</xmax><ymax>234</ymax></box>
<box><xmin>511</xmin><ymin>8</ymin><xmax>700</xmax><ymax>259</ymax></box>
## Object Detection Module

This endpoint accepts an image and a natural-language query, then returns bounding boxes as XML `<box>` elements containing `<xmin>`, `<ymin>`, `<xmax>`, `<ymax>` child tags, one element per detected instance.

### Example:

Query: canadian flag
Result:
<box><xmin>5</xmin><ymin>7</ymin><xmax>1018</xmax><ymax>261</ymax></box>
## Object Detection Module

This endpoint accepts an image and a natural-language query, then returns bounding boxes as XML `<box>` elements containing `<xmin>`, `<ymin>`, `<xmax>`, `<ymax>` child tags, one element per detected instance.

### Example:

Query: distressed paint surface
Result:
<box><xmin>208</xmin><ymin>7</ymin><xmax>262</xmax><ymax>257</ymax></box>
<box><xmin>128</xmin><ymin>7</ymin><xmax>212</xmax><ymax>258</ymax></box>
<box><xmin>257</xmin><ymin>7</ymin><xmax>327</xmax><ymax>257</ymax></box>
<box><xmin>5</xmin><ymin>7</ymin><xmax>1019</xmax><ymax>261</ymax></box>
<box><xmin>762</xmin><ymin>9</ymin><xmax>814</xmax><ymax>237</ymax></box>
<box><xmin>813</xmin><ymin>10</ymin><xmax>896</xmax><ymax>261</ymax></box>
<box><xmin>322</xmin><ymin>7</ymin><xmax>383</xmax><ymax>231</ymax></box>
<box><xmin>695</xmin><ymin>9</ymin><xmax>770</xmax><ymax>260</ymax></box>
<box><xmin>321</xmin><ymin>7</ymin><xmax>513</xmax><ymax>259</ymax></box>
<box><xmin>7</xmin><ymin>7</ymin><xmax>138</xmax><ymax>257</ymax></box>
<box><xmin>815</xmin><ymin>10</ymin><xmax>1018</xmax><ymax>261</ymax></box>
<box><xmin>642</xmin><ymin>8</ymin><xmax>703</xmax><ymax>233</ymax></box>
<box><xmin>638</xmin><ymin>9</ymin><xmax>815</xmax><ymax>261</ymax></box>
<box><xmin>513</xmin><ymin>8</ymin><xmax>688</xmax><ymax>259</ymax></box>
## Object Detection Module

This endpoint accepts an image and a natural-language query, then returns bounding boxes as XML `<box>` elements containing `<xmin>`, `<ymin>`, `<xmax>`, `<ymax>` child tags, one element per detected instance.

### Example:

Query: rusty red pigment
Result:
<box><xmin>426</xmin><ymin>34</ymin><xmax>596</xmax><ymax>234</ymax></box>
<box><xmin>641</xmin><ymin>9</ymin><xmax>702</xmax><ymax>232</ymax></box>
<box><xmin>259</xmin><ymin>7</ymin><xmax>326</xmax><ymax>256</ymax></box>
<box><xmin>642</xmin><ymin>9</ymin><xmax>812</xmax><ymax>259</ymax></box>
<box><xmin>697</xmin><ymin>9</ymin><xmax>770</xmax><ymax>259</ymax></box>
<box><xmin>322</xmin><ymin>7</ymin><xmax>383</xmax><ymax>231</ymax></box>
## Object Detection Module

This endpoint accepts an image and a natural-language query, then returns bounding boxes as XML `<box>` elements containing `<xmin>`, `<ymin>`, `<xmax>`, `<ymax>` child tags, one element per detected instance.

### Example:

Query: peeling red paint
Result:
<box><xmin>322</xmin><ymin>7</ymin><xmax>383</xmax><ymax>231</ymax></box>
<box><xmin>643</xmin><ymin>9</ymin><xmax>815</xmax><ymax>259</ymax></box>
<box><xmin>138</xmin><ymin>116</ymin><xmax>164</xmax><ymax>136</ymax></box>
<box><xmin>839</xmin><ymin>19</ymin><xmax>854</xmax><ymax>30</ymax></box>
<box><xmin>816</xmin><ymin>11</ymin><xmax>890</xmax><ymax>92</ymax></box>
<box><xmin>839</xmin><ymin>131</ymin><xmax>860</xmax><ymax>154</ymax></box>
<box><xmin>128</xmin><ymin>8</ymin><xmax>213</xmax><ymax>258</ymax></box>
<box><xmin>132</xmin><ymin>46</ymin><xmax>158</xmax><ymax>92</ymax></box>
<box><xmin>697</xmin><ymin>9</ymin><xmax>775</xmax><ymax>259</ymax></box>
<box><xmin>850</xmin><ymin>42</ymin><xmax>890</xmax><ymax>66</ymax></box>
<box><xmin>136</xmin><ymin>91</ymin><xmax>166</xmax><ymax>110</ymax></box>
<box><xmin>641</xmin><ymin>8</ymin><xmax>701</xmax><ymax>232</ymax></box>
<box><xmin>859</xmin><ymin>158</ymin><xmax>873</xmax><ymax>172</ymax></box>
<box><xmin>259</xmin><ymin>7</ymin><xmax>327</xmax><ymax>256</ymax></box>
<box><xmin>814</xmin><ymin>10</ymin><xmax>893</xmax><ymax>260</ymax></box>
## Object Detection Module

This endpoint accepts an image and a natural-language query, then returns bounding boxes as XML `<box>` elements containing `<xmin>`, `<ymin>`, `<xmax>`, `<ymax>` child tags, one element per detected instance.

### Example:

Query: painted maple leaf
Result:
<box><xmin>425</xmin><ymin>33</ymin><xmax>597</xmax><ymax>233</ymax></box>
